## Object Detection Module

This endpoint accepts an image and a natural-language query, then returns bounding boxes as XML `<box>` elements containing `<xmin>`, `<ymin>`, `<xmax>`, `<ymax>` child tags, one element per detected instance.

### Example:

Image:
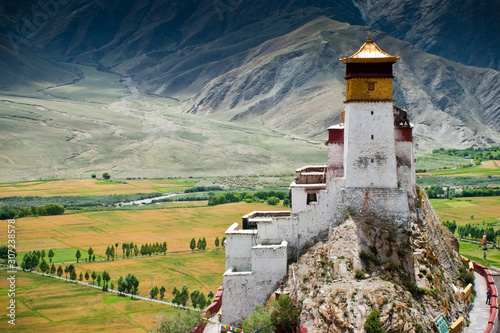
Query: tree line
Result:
<box><xmin>170</xmin><ymin>284</ymin><xmax>214</xmax><ymax>310</ymax></box>
<box><xmin>432</xmin><ymin>146</ymin><xmax>500</xmax><ymax>163</ymax></box>
<box><xmin>456</xmin><ymin>224</ymin><xmax>499</xmax><ymax>243</ymax></box>
<box><xmin>208</xmin><ymin>190</ymin><xmax>289</xmax><ymax>206</ymax></box>
<box><xmin>0</xmin><ymin>203</ymin><xmax>64</xmax><ymax>220</ymax></box>
<box><xmin>189</xmin><ymin>236</ymin><xmax>225</xmax><ymax>251</ymax></box>
<box><xmin>426</xmin><ymin>185</ymin><xmax>500</xmax><ymax>199</ymax></box>
<box><xmin>0</xmin><ymin>192</ymin><xmax>163</xmax><ymax>215</ymax></box>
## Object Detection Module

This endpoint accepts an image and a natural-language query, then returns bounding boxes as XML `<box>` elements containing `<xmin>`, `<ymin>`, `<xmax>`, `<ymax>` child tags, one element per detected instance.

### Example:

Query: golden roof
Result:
<box><xmin>339</xmin><ymin>33</ymin><xmax>400</xmax><ymax>63</ymax></box>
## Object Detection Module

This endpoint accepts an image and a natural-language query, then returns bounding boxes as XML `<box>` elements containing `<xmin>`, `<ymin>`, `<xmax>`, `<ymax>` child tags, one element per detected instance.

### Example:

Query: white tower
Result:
<box><xmin>340</xmin><ymin>34</ymin><xmax>400</xmax><ymax>189</ymax></box>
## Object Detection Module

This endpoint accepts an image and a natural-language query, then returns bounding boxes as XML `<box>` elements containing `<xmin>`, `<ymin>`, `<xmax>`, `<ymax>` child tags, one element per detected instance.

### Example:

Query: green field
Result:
<box><xmin>429</xmin><ymin>197</ymin><xmax>500</xmax><ymax>226</ymax></box>
<box><xmin>415</xmin><ymin>153</ymin><xmax>471</xmax><ymax>171</ymax></box>
<box><xmin>431</xmin><ymin>196</ymin><xmax>500</xmax><ymax>266</ymax></box>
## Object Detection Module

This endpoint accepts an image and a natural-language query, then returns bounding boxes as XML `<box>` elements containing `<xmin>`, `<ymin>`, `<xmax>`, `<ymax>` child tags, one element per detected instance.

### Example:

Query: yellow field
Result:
<box><xmin>0</xmin><ymin>270</ymin><xmax>172</xmax><ymax>332</ymax></box>
<box><xmin>10</xmin><ymin>202</ymin><xmax>287</xmax><ymax>254</ymax></box>
<box><xmin>0</xmin><ymin>200</ymin><xmax>289</xmax><ymax>331</ymax></box>
<box><xmin>0</xmin><ymin>178</ymin><xmax>193</xmax><ymax>198</ymax></box>
<box><xmin>72</xmin><ymin>250</ymin><xmax>225</xmax><ymax>297</ymax></box>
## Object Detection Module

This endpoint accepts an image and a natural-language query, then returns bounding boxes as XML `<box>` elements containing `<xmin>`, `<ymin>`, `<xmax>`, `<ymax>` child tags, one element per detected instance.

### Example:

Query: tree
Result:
<box><xmin>57</xmin><ymin>265</ymin><xmax>63</xmax><ymax>277</ymax></box>
<box><xmin>162</xmin><ymin>241</ymin><xmax>167</xmax><ymax>254</ymax></box>
<box><xmin>267</xmin><ymin>197</ymin><xmax>280</xmax><ymax>205</ymax></box>
<box><xmin>48</xmin><ymin>249</ymin><xmax>55</xmax><ymax>264</ymax></box>
<box><xmin>76</xmin><ymin>249</ymin><xmax>81</xmax><ymax>263</ymax></box>
<box><xmin>270</xmin><ymin>294</ymin><xmax>299</xmax><ymax>332</ymax></box>
<box><xmin>364</xmin><ymin>309</ymin><xmax>385</xmax><ymax>333</ymax></box>
<box><xmin>118</xmin><ymin>276</ymin><xmax>124</xmax><ymax>294</ymax></box>
<box><xmin>215</xmin><ymin>237</ymin><xmax>220</xmax><ymax>248</ymax></box>
<box><xmin>70</xmin><ymin>269</ymin><xmax>77</xmax><ymax>281</ymax></box>
<box><xmin>283</xmin><ymin>198</ymin><xmax>290</xmax><ymax>207</ymax></box>
<box><xmin>180</xmin><ymin>285</ymin><xmax>189</xmax><ymax>306</ymax></box>
<box><xmin>202</xmin><ymin>237</ymin><xmax>207</xmax><ymax>250</ymax></box>
<box><xmin>160</xmin><ymin>286</ymin><xmax>166</xmax><ymax>300</ymax></box>
<box><xmin>102</xmin><ymin>272</ymin><xmax>108</xmax><ymax>290</ymax></box>
<box><xmin>91</xmin><ymin>271</ymin><xmax>97</xmax><ymax>284</ymax></box>
<box><xmin>91</xmin><ymin>174</ymin><xmax>96</xmax><ymax>179</ymax></box>
<box><xmin>190</xmin><ymin>290</ymin><xmax>200</xmax><ymax>308</ymax></box>
<box><xmin>41</xmin><ymin>249</ymin><xmax>46</xmax><ymax>260</ymax></box>
<box><xmin>134</xmin><ymin>245</ymin><xmax>139</xmax><ymax>257</ymax></box>
<box><xmin>115</xmin><ymin>243</ymin><xmax>118</xmax><ymax>259</ymax></box>
<box><xmin>64</xmin><ymin>266</ymin><xmax>69</xmax><ymax>279</ymax></box>
<box><xmin>243</xmin><ymin>305</ymin><xmax>275</xmax><ymax>333</ymax></box>
<box><xmin>85</xmin><ymin>271</ymin><xmax>90</xmax><ymax>282</ymax></box>
<box><xmin>79</xmin><ymin>272</ymin><xmax>83</xmax><ymax>281</ymax></box>
<box><xmin>196</xmin><ymin>292</ymin><xmax>207</xmax><ymax>309</ymax></box>
<box><xmin>110</xmin><ymin>282</ymin><xmax>114</xmax><ymax>290</ymax></box>
<box><xmin>105</xmin><ymin>246</ymin><xmax>111</xmax><ymax>260</ymax></box>
<box><xmin>207</xmin><ymin>291</ymin><xmax>214</xmax><ymax>302</ymax></box>
<box><xmin>88</xmin><ymin>247</ymin><xmax>94</xmax><ymax>261</ymax></box>
<box><xmin>39</xmin><ymin>259</ymin><xmax>49</xmax><ymax>275</ymax></box>
<box><xmin>197</xmin><ymin>238</ymin><xmax>202</xmax><ymax>250</ymax></box>
<box><xmin>150</xmin><ymin>285</ymin><xmax>159</xmax><ymax>299</ymax></box>
<box><xmin>102</xmin><ymin>172</ymin><xmax>111</xmax><ymax>180</ymax></box>
<box><xmin>96</xmin><ymin>274</ymin><xmax>101</xmax><ymax>286</ymax></box>
<box><xmin>190</xmin><ymin>238</ymin><xmax>196</xmax><ymax>251</ymax></box>
<box><xmin>151</xmin><ymin>309</ymin><xmax>202</xmax><ymax>333</ymax></box>
<box><xmin>102</xmin><ymin>271</ymin><xmax>110</xmax><ymax>291</ymax></box>
<box><xmin>172</xmin><ymin>287</ymin><xmax>180</xmax><ymax>304</ymax></box>
<box><xmin>50</xmin><ymin>263</ymin><xmax>56</xmax><ymax>275</ymax></box>
<box><xmin>222</xmin><ymin>236</ymin><xmax>226</xmax><ymax>247</ymax></box>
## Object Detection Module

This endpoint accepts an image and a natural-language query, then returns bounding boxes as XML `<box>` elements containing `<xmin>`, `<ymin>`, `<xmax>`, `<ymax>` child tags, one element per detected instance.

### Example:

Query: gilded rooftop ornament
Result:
<box><xmin>339</xmin><ymin>34</ymin><xmax>399</xmax><ymax>63</ymax></box>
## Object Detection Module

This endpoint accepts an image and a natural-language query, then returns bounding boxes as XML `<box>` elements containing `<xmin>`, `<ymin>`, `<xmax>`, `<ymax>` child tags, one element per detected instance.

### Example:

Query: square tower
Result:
<box><xmin>339</xmin><ymin>34</ymin><xmax>400</xmax><ymax>189</ymax></box>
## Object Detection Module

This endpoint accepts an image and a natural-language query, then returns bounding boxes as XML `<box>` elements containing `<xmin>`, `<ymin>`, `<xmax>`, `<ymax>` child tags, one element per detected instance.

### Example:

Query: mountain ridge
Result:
<box><xmin>0</xmin><ymin>0</ymin><xmax>499</xmax><ymax>165</ymax></box>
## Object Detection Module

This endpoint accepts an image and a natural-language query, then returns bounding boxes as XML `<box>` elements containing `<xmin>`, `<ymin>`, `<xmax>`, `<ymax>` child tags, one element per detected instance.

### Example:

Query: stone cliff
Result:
<box><xmin>281</xmin><ymin>192</ymin><xmax>468</xmax><ymax>332</ymax></box>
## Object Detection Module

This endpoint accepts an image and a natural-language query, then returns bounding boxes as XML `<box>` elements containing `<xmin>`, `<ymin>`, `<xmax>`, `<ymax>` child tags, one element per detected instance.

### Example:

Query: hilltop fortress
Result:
<box><xmin>221</xmin><ymin>35</ymin><xmax>417</xmax><ymax>325</ymax></box>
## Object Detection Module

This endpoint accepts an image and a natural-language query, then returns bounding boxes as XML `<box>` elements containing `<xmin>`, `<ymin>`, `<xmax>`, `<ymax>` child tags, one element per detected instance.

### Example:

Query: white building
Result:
<box><xmin>221</xmin><ymin>34</ymin><xmax>417</xmax><ymax>326</ymax></box>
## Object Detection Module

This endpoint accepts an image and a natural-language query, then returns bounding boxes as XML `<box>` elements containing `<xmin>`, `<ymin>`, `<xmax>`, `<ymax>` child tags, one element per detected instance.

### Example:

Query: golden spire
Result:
<box><xmin>339</xmin><ymin>34</ymin><xmax>399</xmax><ymax>63</ymax></box>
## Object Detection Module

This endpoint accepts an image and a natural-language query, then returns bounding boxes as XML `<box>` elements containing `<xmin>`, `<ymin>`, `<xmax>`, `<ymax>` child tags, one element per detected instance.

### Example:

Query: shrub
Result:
<box><xmin>354</xmin><ymin>269</ymin><xmax>366</xmax><ymax>280</ymax></box>
<box><xmin>267</xmin><ymin>197</ymin><xmax>280</xmax><ymax>205</ymax></box>
<box><xmin>242</xmin><ymin>305</ymin><xmax>274</xmax><ymax>333</ymax></box>
<box><xmin>364</xmin><ymin>309</ymin><xmax>385</xmax><ymax>333</ymax></box>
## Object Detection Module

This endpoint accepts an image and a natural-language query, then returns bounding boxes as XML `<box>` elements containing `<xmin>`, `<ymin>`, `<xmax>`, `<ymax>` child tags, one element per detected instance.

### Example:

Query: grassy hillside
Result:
<box><xmin>0</xmin><ymin>65</ymin><xmax>326</xmax><ymax>182</ymax></box>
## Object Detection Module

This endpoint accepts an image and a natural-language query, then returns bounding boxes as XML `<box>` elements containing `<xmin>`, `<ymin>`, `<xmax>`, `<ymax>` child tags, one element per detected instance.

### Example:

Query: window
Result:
<box><xmin>371</xmin><ymin>111</ymin><xmax>374</xmax><ymax>115</ymax></box>
<box><xmin>307</xmin><ymin>193</ymin><xmax>317</xmax><ymax>204</ymax></box>
<box><xmin>371</xmin><ymin>135</ymin><xmax>374</xmax><ymax>140</ymax></box>
<box><xmin>368</xmin><ymin>82</ymin><xmax>375</xmax><ymax>91</ymax></box>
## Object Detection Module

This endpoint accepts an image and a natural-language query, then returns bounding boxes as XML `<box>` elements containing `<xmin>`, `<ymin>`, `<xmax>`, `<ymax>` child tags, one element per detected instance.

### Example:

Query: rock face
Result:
<box><xmin>284</xmin><ymin>209</ymin><xmax>468</xmax><ymax>332</ymax></box>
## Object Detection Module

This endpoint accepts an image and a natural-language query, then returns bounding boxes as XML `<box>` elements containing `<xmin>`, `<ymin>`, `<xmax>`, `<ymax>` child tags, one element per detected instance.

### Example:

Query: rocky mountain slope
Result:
<box><xmin>0</xmin><ymin>0</ymin><xmax>499</xmax><ymax>153</ymax></box>
<box><xmin>283</xmin><ymin>199</ymin><xmax>468</xmax><ymax>331</ymax></box>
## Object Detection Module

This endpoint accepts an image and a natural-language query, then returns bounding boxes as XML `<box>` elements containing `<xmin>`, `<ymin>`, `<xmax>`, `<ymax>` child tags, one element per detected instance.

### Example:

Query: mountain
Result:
<box><xmin>0</xmin><ymin>0</ymin><xmax>499</xmax><ymax>163</ymax></box>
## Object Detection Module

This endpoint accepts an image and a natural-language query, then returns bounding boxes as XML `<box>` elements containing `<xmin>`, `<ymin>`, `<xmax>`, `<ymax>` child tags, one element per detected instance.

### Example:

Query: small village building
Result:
<box><xmin>221</xmin><ymin>34</ymin><xmax>416</xmax><ymax>326</ymax></box>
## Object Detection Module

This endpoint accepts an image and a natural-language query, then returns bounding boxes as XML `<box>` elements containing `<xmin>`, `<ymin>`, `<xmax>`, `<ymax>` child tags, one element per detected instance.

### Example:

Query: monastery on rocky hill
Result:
<box><xmin>221</xmin><ymin>34</ymin><xmax>416</xmax><ymax>325</ymax></box>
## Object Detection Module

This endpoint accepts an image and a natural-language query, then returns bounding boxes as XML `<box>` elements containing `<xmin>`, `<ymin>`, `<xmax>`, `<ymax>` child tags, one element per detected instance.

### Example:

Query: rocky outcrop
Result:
<box><xmin>283</xmin><ymin>211</ymin><xmax>468</xmax><ymax>332</ymax></box>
